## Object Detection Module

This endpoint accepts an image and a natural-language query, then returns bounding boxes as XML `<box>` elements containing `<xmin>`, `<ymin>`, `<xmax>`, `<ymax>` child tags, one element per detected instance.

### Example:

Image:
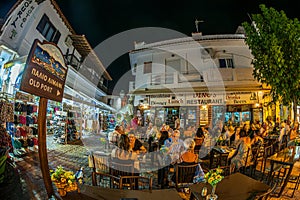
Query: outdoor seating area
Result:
<box><xmin>83</xmin><ymin>119</ymin><xmax>300</xmax><ymax>200</ymax></box>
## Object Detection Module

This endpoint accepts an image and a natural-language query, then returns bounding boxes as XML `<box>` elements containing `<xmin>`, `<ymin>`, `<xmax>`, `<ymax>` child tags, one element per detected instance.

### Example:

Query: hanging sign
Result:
<box><xmin>20</xmin><ymin>39</ymin><xmax>68</xmax><ymax>102</ymax></box>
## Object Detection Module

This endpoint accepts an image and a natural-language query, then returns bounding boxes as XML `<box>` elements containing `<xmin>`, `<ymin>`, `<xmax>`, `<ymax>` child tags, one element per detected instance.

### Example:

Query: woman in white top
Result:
<box><xmin>111</xmin><ymin>134</ymin><xmax>139</xmax><ymax>170</ymax></box>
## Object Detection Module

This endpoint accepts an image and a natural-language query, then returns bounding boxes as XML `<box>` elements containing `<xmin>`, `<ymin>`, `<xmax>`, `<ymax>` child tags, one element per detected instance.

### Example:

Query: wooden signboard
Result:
<box><xmin>20</xmin><ymin>39</ymin><xmax>68</xmax><ymax>102</ymax></box>
<box><xmin>19</xmin><ymin>39</ymin><xmax>68</xmax><ymax>198</ymax></box>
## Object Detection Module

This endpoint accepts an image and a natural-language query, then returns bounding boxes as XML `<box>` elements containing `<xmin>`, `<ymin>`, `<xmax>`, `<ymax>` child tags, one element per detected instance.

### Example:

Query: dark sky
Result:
<box><xmin>0</xmin><ymin>0</ymin><xmax>299</xmax><ymax>94</ymax></box>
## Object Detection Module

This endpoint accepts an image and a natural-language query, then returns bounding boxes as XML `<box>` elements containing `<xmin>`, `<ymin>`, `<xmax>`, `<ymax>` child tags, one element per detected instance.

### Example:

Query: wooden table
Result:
<box><xmin>63</xmin><ymin>185</ymin><xmax>183</xmax><ymax>200</ymax></box>
<box><xmin>266</xmin><ymin>146</ymin><xmax>300</xmax><ymax>197</ymax></box>
<box><xmin>189</xmin><ymin>173</ymin><xmax>270</xmax><ymax>200</ymax></box>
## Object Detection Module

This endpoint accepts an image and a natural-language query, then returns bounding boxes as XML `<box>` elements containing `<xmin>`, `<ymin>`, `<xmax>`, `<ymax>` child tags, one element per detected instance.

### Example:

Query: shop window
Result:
<box><xmin>219</xmin><ymin>58</ymin><xmax>234</xmax><ymax>68</ymax></box>
<box><xmin>143</xmin><ymin>61</ymin><xmax>152</xmax><ymax>74</ymax></box>
<box><xmin>36</xmin><ymin>14</ymin><xmax>61</xmax><ymax>44</ymax></box>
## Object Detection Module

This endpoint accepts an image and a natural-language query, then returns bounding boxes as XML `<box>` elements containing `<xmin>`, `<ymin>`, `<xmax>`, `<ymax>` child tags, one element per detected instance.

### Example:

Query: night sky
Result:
<box><xmin>0</xmin><ymin>0</ymin><xmax>299</xmax><ymax>94</ymax></box>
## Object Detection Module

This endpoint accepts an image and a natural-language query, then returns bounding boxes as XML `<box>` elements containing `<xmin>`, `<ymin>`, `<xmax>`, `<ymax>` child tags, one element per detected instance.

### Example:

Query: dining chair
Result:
<box><xmin>260</xmin><ymin>145</ymin><xmax>276</xmax><ymax>181</ymax></box>
<box><xmin>286</xmin><ymin>172</ymin><xmax>300</xmax><ymax>198</ymax></box>
<box><xmin>109</xmin><ymin>158</ymin><xmax>139</xmax><ymax>189</ymax></box>
<box><xmin>209</xmin><ymin>148</ymin><xmax>229</xmax><ymax>169</ymax></box>
<box><xmin>266</xmin><ymin>162</ymin><xmax>293</xmax><ymax>197</ymax></box>
<box><xmin>109</xmin><ymin>158</ymin><xmax>136</xmax><ymax>176</ymax></box>
<box><xmin>173</xmin><ymin>163</ymin><xmax>199</xmax><ymax>190</ymax></box>
<box><xmin>239</xmin><ymin>146</ymin><xmax>253</xmax><ymax>175</ymax></box>
<box><xmin>92</xmin><ymin>171</ymin><xmax>120</xmax><ymax>188</ymax></box>
<box><xmin>248</xmin><ymin>145</ymin><xmax>262</xmax><ymax>177</ymax></box>
<box><xmin>254</xmin><ymin>182</ymin><xmax>278</xmax><ymax>200</ymax></box>
<box><xmin>119</xmin><ymin>175</ymin><xmax>152</xmax><ymax>190</ymax></box>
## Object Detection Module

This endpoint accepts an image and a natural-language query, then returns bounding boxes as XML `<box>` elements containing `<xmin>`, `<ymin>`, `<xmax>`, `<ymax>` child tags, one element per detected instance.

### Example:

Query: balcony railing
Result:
<box><xmin>64</xmin><ymin>54</ymin><xmax>82</xmax><ymax>70</ymax></box>
<box><xmin>131</xmin><ymin>68</ymin><xmax>255</xmax><ymax>91</ymax></box>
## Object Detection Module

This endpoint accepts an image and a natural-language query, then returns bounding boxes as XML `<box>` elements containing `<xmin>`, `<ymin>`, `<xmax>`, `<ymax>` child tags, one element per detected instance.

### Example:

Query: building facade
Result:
<box><xmin>0</xmin><ymin>0</ymin><xmax>115</xmax><ymax>138</ymax></box>
<box><xmin>129</xmin><ymin>32</ymin><xmax>272</xmax><ymax>129</ymax></box>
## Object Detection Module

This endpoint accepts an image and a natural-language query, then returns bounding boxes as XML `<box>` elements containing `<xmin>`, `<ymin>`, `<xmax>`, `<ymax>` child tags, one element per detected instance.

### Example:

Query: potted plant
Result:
<box><xmin>50</xmin><ymin>166</ymin><xmax>78</xmax><ymax>196</ymax></box>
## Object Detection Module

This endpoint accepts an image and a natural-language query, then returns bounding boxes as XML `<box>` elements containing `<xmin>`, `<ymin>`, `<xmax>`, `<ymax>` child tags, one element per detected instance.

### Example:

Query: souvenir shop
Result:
<box><xmin>0</xmin><ymin>55</ymin><xmax>113</xmax><ymax>157</ymax></box>
<box><xmin>0</xmin><ymin>56</ymin><xmax>39</xmax><ymax>156</ymax></box>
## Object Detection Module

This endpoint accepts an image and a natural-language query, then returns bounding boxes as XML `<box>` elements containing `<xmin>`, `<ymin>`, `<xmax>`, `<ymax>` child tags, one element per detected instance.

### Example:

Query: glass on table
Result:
<box><xmin>201</xmin><ymin>186</ymin><xmax>208</xmax><ymax>197</ymax></box>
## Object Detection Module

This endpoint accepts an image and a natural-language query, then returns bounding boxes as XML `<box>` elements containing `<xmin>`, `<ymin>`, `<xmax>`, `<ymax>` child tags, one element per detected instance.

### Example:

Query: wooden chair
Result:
<box><xmin>109</xmin><ymin>158</ymin><xmax>136</xmax><ymax>177</ymax></box>
<box><xmin>268</xmin><ymin>163</ymin><xmax>293</xmax><ymax>197</ymax></box>
<box><xmin>92</xmin><ymin>171</ymin><xmax>120</xmax><ymax>188</ymax></box>
<box><xmin>254</xmin><ymin>182</ymin><xmax>278</xmax><ymax>200</ymax></box>
<box><xmin>286</xmin><ymin>173</ymin><xmax>300</xmax><ymax>198</ymax></box>
<box><xmin>260</xmin><ymin>145</ymin><xmax>275</xmax><ymax>181</ymax></box>
<box><xmin>173</xmin><ymin>163</ymin><xmax>199</xmax><ymax>190</ymax></box>
<box><xmin>239</xmin><ymin>146</ymin><xmax>252</xmax><ymax>175</ymax></box>
<box><xmin>109</xmin><ymin>158</ymin><xmax>138</xmax><ymax>189</ymax></box>
<box><xmin>119</xmin><ymin>175</ymin><xmax>152</xmax><ymax>190</ymax></box>
<box><xmin>248</xmin><ymin>145</ymin><xmax>263</xmax><ymax>177</ymax></box>
<box><xmin>209</xmin><ymin>148</ymin><xmax>229</xmax><ymax>169</ymax></box>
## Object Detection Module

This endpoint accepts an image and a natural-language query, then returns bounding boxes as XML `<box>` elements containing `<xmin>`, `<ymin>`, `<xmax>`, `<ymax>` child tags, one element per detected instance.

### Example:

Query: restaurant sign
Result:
<box><xmin>225</xmin><ymin>92</ymin><xmax>258</xmax><ymax>105</ymax></box>
<box><xmin>149</xmin><ymin>94</ymin><xmax>185</xmax><ymax>107</ymax></box>
<box><xmin>20</xmin><ymin>39</ymin><xmax>68</xmax><ymax>102</ymax></box>
<box><xmin>185</xmin><ymin>92</ymin><xmax>225</xmax><ymax>105</ymax></box>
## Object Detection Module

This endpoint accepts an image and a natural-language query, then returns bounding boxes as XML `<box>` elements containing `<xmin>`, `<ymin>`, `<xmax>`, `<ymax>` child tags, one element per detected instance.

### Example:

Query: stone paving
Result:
<box><xmin>1</xmin><ymin>135</ymin><xmax>300</xmax><ymax>200</ymax></box>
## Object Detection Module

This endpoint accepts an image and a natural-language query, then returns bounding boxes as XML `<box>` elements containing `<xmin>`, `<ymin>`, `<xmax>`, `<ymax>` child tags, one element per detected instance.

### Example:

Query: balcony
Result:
<box><xmin>130</xmin><ymin>68</ymin><xmax>257</xmax><ymax>92</ymax></box>
<box><xmin>97</xmin><ymin>82</ymin><xmax>108</xmax><ymax>94</ymax></box>
<box><xmin>64</xmin><ymin>54</ymin><xmax>82</xmax><ymax>70</ymax></box>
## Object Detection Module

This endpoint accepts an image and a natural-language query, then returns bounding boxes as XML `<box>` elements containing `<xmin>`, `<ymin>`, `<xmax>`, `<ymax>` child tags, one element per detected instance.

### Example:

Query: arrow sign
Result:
<box><xmin>20</xmin><ymin>40</ymin><xmax>68</xmax><ymax>102</ymax></box>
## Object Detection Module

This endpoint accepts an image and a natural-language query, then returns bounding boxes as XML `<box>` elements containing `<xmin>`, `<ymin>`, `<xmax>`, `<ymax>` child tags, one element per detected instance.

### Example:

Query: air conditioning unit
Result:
<box><xmin>201</xmin><ymin>48</ymin><xmax>215</xmax><ymax>59</ymax></box>
<box><xmin>65</xmin><ymin>36</ymin><xmax>73</xmax><ymax>47</ymax></box>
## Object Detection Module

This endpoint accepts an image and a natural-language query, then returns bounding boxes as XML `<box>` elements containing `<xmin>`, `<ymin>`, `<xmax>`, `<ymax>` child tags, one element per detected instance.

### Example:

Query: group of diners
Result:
<box><xmin>105</xmin><ymin>117</ymin><xmax>299</xmax><ymax>188</ymax></box>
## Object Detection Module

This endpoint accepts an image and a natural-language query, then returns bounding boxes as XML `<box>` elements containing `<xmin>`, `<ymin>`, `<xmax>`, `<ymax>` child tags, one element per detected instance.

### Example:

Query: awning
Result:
<box><xmin>3</xmin><ymin>56</ymin><xmax>27</xmax><ymax>69</ymax></box>
<box><xmin>64</xmin><ymin>85</ymin><xmax>116</xmax><ymax>112</ymax></box>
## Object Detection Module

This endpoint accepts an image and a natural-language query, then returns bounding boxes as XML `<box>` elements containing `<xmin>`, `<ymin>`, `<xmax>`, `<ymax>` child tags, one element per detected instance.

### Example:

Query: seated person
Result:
<box><xmin>111</xmin><ymin>134</ymin><xmax>139</xmax><ymax>171</ymax></box>
<box><xmin>251</xmin><ymin>129</ymin><xmax>264</xmax><ymax>147</ymax></box>
<box><xmin>168</xmin><ymin>130</ymin><xmax>185</xmax><ymax>164</ymax></box>
<box><xmin>108</xmin><ymin>125</ymin><xmax>123</xmax><ymax>145</ymax></box>
<box><xmin>180</xmin><ymin>138</ymin><xmax>198</xmax><ymax>163</ymax></box>
<box><xmin>195</xmin><ymin>125</ymin><xmax>206</xmax><ymax>138</ymax></box>
<box><xmin>228</xmin><ymin>130</ymin><xmax>253</xmax><ymax>173</ymax></box>
<box><xmin>111</xmin><ymin>134</ymin><xmax>137</xmax><ymax>160</ymax></box>
<box><xmin>128</xmin><ymin>133</ymin><xmax>147</xmax><ymax>154</ymax></box>
<box><xmin>171</xmin><ymin>138</ymin><xmax>204</xmax><ymax>184</ymax></box>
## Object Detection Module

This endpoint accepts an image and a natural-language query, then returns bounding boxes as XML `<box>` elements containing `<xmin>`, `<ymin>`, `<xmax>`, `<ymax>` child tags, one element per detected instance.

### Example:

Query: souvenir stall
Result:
<box><xmin>0</xmin><ymin>93</ymin><xmax>14</xmax><ymax>154</ymax></box>
<box><xmin>13</xmin><ymin>92</ymin><xmax>39</xmax><ymax>152</ymax></box>
<box><xmin>0</xmin><ymin>56</ymin><xmax>39</xmax><ymax>156</ymax></box>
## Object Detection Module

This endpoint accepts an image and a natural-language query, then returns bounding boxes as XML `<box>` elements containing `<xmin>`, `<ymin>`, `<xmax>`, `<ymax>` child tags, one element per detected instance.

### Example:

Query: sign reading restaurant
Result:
<box><xmin>149</xmin><ymin>92</ymin><xmax>258</xmax><ymax>106</ymax></box>
<box><xmin>185</xmin><ymin>92</ymin><xmax>224</xmax><ymax>105</ymax></box>
<box><xmin>20</xmin><ymin>39</ymin><xmax>68</xmax><ymax>102</ymax></box>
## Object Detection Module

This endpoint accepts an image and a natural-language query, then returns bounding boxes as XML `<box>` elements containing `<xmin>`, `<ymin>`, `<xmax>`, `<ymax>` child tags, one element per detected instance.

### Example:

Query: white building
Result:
<box><xmin>129</xmin><ymin>31</ymin><xmax>271</xmax><ymax>128</ymax></box>
<box><xmin>0</xmin><ymin>0</ymin><xmax>115</xmax><ymax>134</ymax></box>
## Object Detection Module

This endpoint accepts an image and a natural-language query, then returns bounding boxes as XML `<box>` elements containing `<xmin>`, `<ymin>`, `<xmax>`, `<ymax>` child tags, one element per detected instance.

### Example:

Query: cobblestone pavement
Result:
<box><xmin>1</xmin><ymin>135</ymin><xmax>300</xmax><ymax>200</ymax></box>
<box><xmin>1</xmin><ymin>135</ymin><xmax>93</xmax><ymax>200</ymax></box>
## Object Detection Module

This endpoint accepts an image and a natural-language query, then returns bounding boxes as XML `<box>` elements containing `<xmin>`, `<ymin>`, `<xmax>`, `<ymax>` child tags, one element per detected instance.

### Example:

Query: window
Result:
<box><xmin>36</xmin><ymin>14</ymin><xmax>61</xmax><ymax>44</ymax></box>
<box><xmin>219</xmin><ymin>58</ymin><xmax>234</xmax><ymax>68</ymax></box>
<box><xmin>144</xmin><ymin>61</ymin><xmax>152</xmax><ymax>74</ymax></box>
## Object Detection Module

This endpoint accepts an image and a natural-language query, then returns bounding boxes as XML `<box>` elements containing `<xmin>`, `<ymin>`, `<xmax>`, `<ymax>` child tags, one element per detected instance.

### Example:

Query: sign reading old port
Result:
<box><xmin>20</xmin><ymin>39</ymin><xmax>68</xmax><ymax>102</ymax></box>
